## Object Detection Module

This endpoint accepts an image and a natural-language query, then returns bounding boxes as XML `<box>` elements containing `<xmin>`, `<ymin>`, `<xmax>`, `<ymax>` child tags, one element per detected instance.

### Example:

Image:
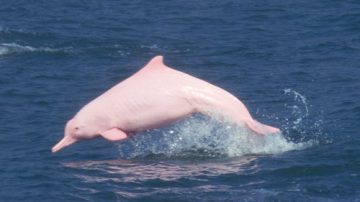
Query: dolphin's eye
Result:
<box><xmin>75</xmin><ymin>127</ymin><xmax>79</xmax><ymax>130</ymax></box>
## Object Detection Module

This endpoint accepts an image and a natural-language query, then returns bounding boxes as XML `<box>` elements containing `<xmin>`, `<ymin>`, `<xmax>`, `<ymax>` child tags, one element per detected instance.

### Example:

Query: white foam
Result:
<box><xmin>117</xmin><ymin>115</ymin><xmax>314</xmax><ymax>159</ymax></box>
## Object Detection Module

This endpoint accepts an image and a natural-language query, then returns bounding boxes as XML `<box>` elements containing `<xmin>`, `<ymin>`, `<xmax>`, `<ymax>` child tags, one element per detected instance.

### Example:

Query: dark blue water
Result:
<box><xmin>1</xmin><ymin>1</ymin><xmax>359</xmax><ymax>201</ymax></box>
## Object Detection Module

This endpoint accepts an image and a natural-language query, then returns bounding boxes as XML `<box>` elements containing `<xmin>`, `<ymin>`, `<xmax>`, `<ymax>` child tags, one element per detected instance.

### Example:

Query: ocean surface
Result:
<box><xmin>1</xmin><ymin>0</ymin><xmax>359</xmax><ymax>201</ymax></box>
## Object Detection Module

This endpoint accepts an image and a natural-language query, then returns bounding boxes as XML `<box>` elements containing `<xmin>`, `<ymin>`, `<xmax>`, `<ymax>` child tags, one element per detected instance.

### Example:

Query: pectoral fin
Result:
<box><xmin>100</xmin><ymin>128</ymin><xmax>128</xmax><ymax>142</ymax></box>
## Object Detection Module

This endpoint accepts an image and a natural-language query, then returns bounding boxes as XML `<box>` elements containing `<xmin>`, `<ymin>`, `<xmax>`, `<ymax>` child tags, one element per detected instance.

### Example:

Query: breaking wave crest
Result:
<box><xmin>0</xmin><ymin>43</ymin><xmax>69</xmax><ymax>56</ymax></box>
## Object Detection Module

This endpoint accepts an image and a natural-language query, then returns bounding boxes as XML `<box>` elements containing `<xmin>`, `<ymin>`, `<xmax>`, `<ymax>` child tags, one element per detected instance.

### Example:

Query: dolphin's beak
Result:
<box><xmin>51</xmin><ymin>135</ymin><xmax>77</xmax><ymax>153</ymax></box>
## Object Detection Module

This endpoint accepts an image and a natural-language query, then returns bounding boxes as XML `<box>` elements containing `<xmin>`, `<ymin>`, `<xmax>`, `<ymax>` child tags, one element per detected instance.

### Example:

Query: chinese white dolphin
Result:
<box><xmin>52</xmin><ymin>56</ymin><xmax>279</xmax><ymax>153</ymax></box>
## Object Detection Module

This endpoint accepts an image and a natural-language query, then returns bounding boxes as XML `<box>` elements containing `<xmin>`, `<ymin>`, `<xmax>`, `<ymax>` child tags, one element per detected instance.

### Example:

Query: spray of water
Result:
<box><xmin>117</xmin><ymin>118</ymin><xmax>312</xmax><ymax>159</ymax></box>
<box><xmin>284</xmin><ymin>89</ymin><xmax>309</xmax><ymax>125</ymax></box>
<box><xmin>281</xmin><ymin>89</ymin><xmax>325</xmax><ymax>143</ymax></box>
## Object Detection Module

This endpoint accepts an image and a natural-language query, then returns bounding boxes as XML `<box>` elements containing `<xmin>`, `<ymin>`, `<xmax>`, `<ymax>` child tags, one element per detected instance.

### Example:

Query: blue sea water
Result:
<box><xmin>1</xmin><ymin>0</ymin><xmax>360</xmax><ymax>201</ymax></box>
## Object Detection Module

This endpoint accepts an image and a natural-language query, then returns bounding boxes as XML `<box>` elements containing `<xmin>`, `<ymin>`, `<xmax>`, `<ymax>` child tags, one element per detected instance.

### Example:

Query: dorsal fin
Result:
<box><xmin>146</xmin><ymin>55</ymin><xmax>165</xmax><ymax>68</ymax></box>
<box><xmin>137</xmin><ymin>55</ymin><xmax>168</xmax><ymax>74</ymax></box>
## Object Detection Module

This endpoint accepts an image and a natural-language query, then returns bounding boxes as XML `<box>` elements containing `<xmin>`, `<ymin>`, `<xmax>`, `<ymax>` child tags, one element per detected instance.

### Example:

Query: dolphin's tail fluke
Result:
<box><xmin>245</xmin><ymin>119</ymin><xmax>280</xmax><ymax>135</ymax></box>
<box><xmin>51</xmin><ymin>135</ymin><xmax>77</xmax><ymax>153</ymax></box>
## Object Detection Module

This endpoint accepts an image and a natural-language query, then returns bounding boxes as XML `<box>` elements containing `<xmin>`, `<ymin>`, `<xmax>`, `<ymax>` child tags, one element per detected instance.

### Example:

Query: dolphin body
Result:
<box><xmin>52</xmin><ymin>56</ymin><xmax>280</xmax><ymax>153</ymax></box>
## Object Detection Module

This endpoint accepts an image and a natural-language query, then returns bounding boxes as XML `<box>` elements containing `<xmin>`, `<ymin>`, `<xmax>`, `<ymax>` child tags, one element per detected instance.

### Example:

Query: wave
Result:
<box><xmin>0</xmin><ymin>43</ymin><xmax>70</xmax><ymax>56</ymax></box>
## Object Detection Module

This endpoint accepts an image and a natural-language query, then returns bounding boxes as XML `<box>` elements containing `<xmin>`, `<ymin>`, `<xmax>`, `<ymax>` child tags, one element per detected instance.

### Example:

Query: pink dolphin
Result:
<box><xmin>52</xmin><ymin>56</ymin><xmax>280</xmax><ymax>153</ymax></box>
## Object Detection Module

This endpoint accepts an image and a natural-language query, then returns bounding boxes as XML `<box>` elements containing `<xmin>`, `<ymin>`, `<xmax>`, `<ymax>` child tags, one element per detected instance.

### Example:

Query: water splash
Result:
<box><xmin>116</xmin><ymin>115</ymin><xmax>313</xmax><ymax>159</ymax></box>
<box><xmin>281</xmin><ymin>89</ymin><xmax>326</xmax><ymax>143</ymax></box>
<box><xmin>284</xmin><ymin>88</ymin><xmax>309</xmax><ymax>125</ymax></box>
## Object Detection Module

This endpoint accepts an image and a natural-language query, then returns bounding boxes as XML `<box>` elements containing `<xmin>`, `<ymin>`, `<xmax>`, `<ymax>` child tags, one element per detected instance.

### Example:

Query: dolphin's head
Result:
<box><xmin>51</xmin><ymin>118</ymin><xmax>99</xmax><ymax>153</ymax></box>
